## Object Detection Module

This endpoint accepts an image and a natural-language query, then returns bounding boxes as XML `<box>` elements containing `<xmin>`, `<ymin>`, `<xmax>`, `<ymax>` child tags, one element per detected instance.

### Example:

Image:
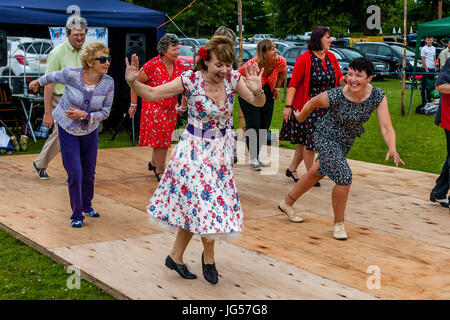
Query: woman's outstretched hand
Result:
<box><xmin>242</xmin><ymin>62</ymin><xmax>264</xmax><ymax>95</ymax></box>
<box><xmin>385</xmin><ymin>149</ymin><xmax>405</xmax><ymax>167</ymax></box>
<box><xmin>125</xmin><ymin>54</ymin><xmax>141</xmax><ymax>84</ymax></box>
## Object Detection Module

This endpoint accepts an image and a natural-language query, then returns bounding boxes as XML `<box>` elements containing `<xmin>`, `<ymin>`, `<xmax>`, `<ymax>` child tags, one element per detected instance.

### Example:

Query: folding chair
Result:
<box><xmin>0</xmin><ymin>83</ymin><xmax>23</xmax><ymax>136</ymax></box>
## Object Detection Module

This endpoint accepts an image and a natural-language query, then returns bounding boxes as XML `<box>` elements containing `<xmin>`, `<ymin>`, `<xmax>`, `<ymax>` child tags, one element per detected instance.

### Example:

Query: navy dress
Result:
<box><xmin>314</xmin><ymin>86</ymin><xmax>385</xmax><ymax>186</ymax></box>
<box><xmin>280</xmin><ymin>51</ymin><xmax>336</xmax><ymax>147</ymax></box>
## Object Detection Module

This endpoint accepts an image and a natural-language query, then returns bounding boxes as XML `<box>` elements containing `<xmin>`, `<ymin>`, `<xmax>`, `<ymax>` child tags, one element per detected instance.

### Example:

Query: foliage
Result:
<box><xmin>126</xmin><ymin>0</ymin><xmax>269</xmax><ymax>37</ymax></box>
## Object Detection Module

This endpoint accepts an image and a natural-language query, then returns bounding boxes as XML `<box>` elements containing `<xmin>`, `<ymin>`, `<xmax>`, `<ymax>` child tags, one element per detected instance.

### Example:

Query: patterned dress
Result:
<box><xmin>147</xmin><ymin>69</ymin><xmax>244</xmax><ymax>241</ymax></box>
<box><xmin>138</xmin><ymin>55</ymin><xmax>185</xmax><ymax>148</ymax></box>
<box><xmin>280</xmin><ymin>51</ymin><xmax>337</xmax><ymax>147</ymax></box>
<box><xmin>314</xmin><ymin>86</ymin><xmax>385</xmax><ymax>186</ymax></box>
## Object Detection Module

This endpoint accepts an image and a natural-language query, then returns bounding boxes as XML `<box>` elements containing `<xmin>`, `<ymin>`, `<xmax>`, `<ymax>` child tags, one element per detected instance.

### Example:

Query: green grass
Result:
<box><xmin>0</xmin><ymin>78</ymin><xmax>444</xmax><ymax>299</ymax></box>
<box><xmin>0</xmin><ymin>231</ymin><xmax>114</xmax><ymax>300</ymax></box>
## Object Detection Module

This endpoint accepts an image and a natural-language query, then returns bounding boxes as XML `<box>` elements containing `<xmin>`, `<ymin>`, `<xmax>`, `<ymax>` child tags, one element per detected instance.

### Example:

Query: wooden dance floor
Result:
<box><xmin>0</xmin><ymin>142</ymin><xmax>449</xmax><ymax>300</ymax></box>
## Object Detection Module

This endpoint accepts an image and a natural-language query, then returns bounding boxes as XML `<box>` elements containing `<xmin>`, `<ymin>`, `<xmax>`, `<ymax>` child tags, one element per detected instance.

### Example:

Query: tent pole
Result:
<box><xmin>401</xmin><ymin>0</ymin><xmax>407</xmax><ymax>116</ymax></box>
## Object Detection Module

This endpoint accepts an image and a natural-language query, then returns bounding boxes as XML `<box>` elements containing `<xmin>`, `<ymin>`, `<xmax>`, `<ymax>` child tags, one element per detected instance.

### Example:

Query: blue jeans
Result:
<box><xmin>58</xmin><ymin>125</ymin><xmax>98</xmax><ymax>221</ymax></box>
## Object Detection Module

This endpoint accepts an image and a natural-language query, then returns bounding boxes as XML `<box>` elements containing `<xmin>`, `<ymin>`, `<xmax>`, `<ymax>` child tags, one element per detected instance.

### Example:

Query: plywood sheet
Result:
<box><xmin>51</xmin><ymin>232</ymin><xmax>378</xmax><ymax>300</ymax></box>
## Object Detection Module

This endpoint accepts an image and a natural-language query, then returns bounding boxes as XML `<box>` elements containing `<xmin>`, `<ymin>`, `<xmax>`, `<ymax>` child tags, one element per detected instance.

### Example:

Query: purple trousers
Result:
<box><xmin>58</xmin><ymin>125</ymin><xmax>98</xmax><ymax>221</ymax></box>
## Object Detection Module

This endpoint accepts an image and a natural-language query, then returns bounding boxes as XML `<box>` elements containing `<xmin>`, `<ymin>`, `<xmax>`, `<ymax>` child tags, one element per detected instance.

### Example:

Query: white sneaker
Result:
<box><xmin>257</xmin><ymin>159</ymin><xmax>270</xmax><ymax>167</ymax></box>
<box><xmin>333</xmin><ymin>222</ymin><xmax>348</xmax><ymax>240</ymax></box>
<box><xmin>278</xmin><ymin>200</ymin><xmax>304</xmax><ymax>223</ymax></box>
<box><xmin>249</xmin><ymin>159</ymin><xmax>262</xmax><ymax>171</ymax></box>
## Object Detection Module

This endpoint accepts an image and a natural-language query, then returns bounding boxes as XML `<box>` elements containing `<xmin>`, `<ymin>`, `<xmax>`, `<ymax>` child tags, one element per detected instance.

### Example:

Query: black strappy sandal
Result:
<box><xmin>286</xmin><ymin>168</ymin><xmax>299</xmax><ymax>182</ymax></box>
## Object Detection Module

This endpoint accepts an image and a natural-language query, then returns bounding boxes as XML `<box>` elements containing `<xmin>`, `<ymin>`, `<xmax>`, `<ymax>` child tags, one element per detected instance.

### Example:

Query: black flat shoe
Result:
<box><xmin>202</xmin><ymin>252</ymin><xmax>218</xmax><ymax>285</ymax></box>
<box><xmin>148</xmin><ymin>161</ymin><xmax>157</xmax><ymax>173</ymax></box>
<box><xmin>286</xmin><ymin>168</ymin><xmax>299</xmax><ymax>182</ymax></box>
<box><xmin>165</xmin><ymin>255</ymin><xmax>197</xmax><ymax>279</ymax></box>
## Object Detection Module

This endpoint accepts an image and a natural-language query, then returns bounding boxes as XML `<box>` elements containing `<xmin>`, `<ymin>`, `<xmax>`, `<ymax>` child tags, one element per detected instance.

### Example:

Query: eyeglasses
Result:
<box><xmin>71</xmin><ymin>33</ymin><xmax>86</xmax><ymax>38</ymax></box>
<box><xmin>94</xmin><ymin>56</ymin><xmax>111</xmax><ymax>64</ymax></box>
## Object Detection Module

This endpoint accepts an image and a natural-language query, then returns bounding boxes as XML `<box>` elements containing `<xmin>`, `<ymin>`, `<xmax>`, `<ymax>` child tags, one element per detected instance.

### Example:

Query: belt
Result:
<box><xmin>186</xmin><ymin>124</ymin><xmax>227</xmax><ymax>139</ymax></box>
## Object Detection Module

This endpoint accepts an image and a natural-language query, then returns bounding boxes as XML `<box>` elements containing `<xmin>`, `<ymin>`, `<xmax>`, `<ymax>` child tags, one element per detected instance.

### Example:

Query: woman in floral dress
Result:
<box><xmin>125</xmin><ymin>36</ymin><xmax>266</xmax><ymax>284</ymax></box>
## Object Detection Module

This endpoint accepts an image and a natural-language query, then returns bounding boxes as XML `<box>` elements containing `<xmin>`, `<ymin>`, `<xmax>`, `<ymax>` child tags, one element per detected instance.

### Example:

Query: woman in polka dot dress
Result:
<box><xmin>278</xmin><ymin>57</ymin><xmax>404</xmax><ymax>240</ymax></box>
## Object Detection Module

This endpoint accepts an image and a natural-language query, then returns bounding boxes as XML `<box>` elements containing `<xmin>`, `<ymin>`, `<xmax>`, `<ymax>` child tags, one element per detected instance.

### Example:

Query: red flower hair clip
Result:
<box><xmin>197</xmin><ymin>46</ymin><xmax>208</xmax><ymax>60</ymax></box>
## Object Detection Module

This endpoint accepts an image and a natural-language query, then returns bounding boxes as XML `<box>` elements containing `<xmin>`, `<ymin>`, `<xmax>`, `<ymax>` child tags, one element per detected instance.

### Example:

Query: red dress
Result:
<box><xmin>139</xmin><ymin>55</ymin><xmax>185</xmax><ymax>148</ymax></box>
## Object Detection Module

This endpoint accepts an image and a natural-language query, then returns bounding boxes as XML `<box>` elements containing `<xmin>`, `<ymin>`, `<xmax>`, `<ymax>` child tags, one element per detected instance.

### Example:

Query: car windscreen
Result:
<box><xmin>179</xmin><ymin>46</ymin><xmax>194</xmax><ymax>56</ymax></box>
<box><xmin>337</xmin><ymin>48</ymin><xmax>363</xmax><ymax>59</ymax></box>
<box><xmin>390</xmin><ymin>45</ymin><xmax>415</xmax><ymax>57</ymax></box>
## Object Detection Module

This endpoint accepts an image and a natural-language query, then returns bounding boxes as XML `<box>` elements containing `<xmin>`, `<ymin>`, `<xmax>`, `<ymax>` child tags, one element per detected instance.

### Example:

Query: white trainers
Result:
<box><xmin>249</xmin><ymin>159</ymin><xmax>262</xmax><ymax>171</ymax></box>
<box><xmin>333</xmin><ymin>222</ymin><xmax>348</xmax><ymax>240</ymax></box>
<box><xmin>258</xmin><ymin>159</ymin><xmax>270</xmax><ymax>167</ymax></box>
<box><xmin>278</xmin><ymin>200</ymin><xmax>304</xmax><ymax>223</ymax></box>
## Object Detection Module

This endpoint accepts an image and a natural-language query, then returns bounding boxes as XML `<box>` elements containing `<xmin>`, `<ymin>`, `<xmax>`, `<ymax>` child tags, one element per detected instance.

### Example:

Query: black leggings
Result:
<box><xmin>238</xmin><ymin>83</ymin><xmax>274</xmax><ymax>160</ymax></box>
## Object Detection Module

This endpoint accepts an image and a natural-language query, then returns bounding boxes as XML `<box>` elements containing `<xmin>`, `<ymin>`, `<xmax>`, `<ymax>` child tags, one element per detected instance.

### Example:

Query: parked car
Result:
<box><xmin>195</xmin><ymin>38</ymin><xmax>209</xmax><ymax>46</ymax></box>
<box><xmin>273</xmin><ymin>41</ymin><xmax>298</xmax><ymax>55</ymax></box>
<box><xmin>330</xmin><ymin>46</ymin><xmax>389</xmax><ymax>80</ymax></box>
<box><xmin>0</xmin><ymin>36</ymin><xmax>53</xmax><ymax>93</ymax></box>
<box><xmin>332</xmin><ymin>38</ymin><xmax>351</xmax><ymax>47</ymax></box>
<box><xmin>178</xmin><ymin>45</ymin><xmax>194</xmax><ymax>70</ymax></box>
<box><xmin>352</xmin><ymin>42</ymin><xmax>424</xmax><ymax>76</ymax></box>
<box><xmin>178</xmin><ymin>37</ymin><xmax>201</xmax><ymax>49</ymax></box>
<box><xmin>280</xmin><ymin>45</ymin><xmax>308</xmax><ymax>81</ymax></box>
<box><xmin>250</xmin><ymin>34</ymin><xmax>274</xmax><ymax>44</ymax></box>
<box><xmin>233</xmin><ymin>44</ymin><xmax>257</xmax><ymax>69</ymax></box>
<box><xmin>406</xmin><ymin>40</ymin><xmax>444</xmax><ymax>57</ymax></box>
<box><xmin>284</xmin><ymin>35</ymin><xmax>309</xmax><ymax>44</ymax></box>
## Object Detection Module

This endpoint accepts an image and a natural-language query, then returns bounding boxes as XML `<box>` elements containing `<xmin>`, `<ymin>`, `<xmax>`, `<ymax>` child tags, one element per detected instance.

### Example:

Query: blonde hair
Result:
<box><xmin>80</xmin><ymin>41</ymin><xmax>110</xmax><ymax>69</ymax></box>
<box><xmin>196</xmin><ymin>36</ymin><xmax>235</xmax><ymax>71</ymax></box>
<box><xmin>214</xmin><ymin>26</ymin><xmax>236</xmax><ymax>44</ymax></box>
<box><xmin>256</xmin><ymin>39</ymin><xmax>274</xmax><ymax>66</ymax></box>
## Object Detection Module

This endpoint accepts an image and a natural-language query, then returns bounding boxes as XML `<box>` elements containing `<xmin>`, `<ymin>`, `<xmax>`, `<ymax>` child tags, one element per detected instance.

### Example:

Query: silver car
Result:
<box><xmin>0</xmin><ymin>37</ymin><xmax>53</xmax><ymax>93</ymax></box>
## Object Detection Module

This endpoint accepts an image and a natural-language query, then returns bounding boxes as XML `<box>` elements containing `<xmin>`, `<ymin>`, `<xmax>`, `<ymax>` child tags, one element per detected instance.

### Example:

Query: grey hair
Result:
<box><xmin>157</xmin><ymin>35</ymin><xmax>180</xmax><ymax>56</ymax></box>
<box><xmin>66</xmin><ymin>15</ymin><xmax>88</xmax><ymax>34</ymax></box>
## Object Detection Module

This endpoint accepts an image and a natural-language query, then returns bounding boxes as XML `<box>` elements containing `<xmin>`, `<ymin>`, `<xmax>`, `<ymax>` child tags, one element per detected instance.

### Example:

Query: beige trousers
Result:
<box><xmin>34</xmin><ymin>94</ymin><xmax>62</xmax><ymax>169</ymax></box>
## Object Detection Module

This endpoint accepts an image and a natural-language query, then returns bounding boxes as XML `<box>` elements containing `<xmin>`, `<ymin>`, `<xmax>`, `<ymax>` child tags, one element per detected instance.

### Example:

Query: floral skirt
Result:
<box><xmin>147</xmin><ymin>128</ymin><xmax>244</xmax><ymax>241</ymax></box>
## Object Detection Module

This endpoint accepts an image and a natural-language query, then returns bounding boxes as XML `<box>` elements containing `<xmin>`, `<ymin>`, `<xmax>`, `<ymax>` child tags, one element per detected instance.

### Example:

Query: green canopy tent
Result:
<box><xmin>410</xmin><ymin>17</ymin><xmax>450</xmax><ymax>113</ymax></box>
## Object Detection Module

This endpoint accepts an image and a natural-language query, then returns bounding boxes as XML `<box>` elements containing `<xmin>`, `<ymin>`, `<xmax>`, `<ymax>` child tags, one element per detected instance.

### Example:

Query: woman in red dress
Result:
<box><xmin>129</xmin><ymin>35</ymin><xmax>186</xmax><ymax>181</ymax></box>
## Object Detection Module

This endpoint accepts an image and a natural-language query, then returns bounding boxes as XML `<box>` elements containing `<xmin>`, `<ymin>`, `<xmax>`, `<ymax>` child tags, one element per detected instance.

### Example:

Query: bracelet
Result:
<box><xmin>274</xmin><ymin>88</ymin><xmax>280</xmax><ymax>91</ymax></box>
<box><xmin>252</xmin><ymin>90</ymin><xmax>264</xmax><ymax>97</ymax></box>
<box><xmin>285</xmin><ymin>105</ymin><xmax>293</xmax><ymax>109</ymax></box>
<box><xmin>80</xmin><ymin>112</ymin><xmax>87</xmax><ymax>120</ymax></box>
<box><xmin>130</xmin><ymin>103</ymin><xmax>137</xmax><ymax>107</ymax></box>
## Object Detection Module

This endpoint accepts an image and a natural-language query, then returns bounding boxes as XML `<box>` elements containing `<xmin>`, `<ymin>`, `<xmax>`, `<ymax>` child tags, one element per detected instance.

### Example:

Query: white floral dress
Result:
<box><xmin>147</xmin><ymin>69</ymin><xmax>244</xmax><ymax>241</ymax></box>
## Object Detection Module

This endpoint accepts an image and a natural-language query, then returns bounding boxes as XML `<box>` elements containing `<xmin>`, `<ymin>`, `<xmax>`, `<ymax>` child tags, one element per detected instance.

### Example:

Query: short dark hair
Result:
<box><xmin>307</xmin><ymin>26</ymin><xmax>331</xmax><ymax>51</ymax></box>
<box><xmin>348</xmin><ymin>57</ymin><xmax>374</xmax><ymax>77</ymax></box>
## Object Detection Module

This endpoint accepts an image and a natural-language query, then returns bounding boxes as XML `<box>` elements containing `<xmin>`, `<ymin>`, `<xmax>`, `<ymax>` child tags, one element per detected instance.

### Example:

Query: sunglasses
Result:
<box><xmin>94</xmin><ymin>56</ymin><xmax>111</xmax><ymax>64</ymax></box>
